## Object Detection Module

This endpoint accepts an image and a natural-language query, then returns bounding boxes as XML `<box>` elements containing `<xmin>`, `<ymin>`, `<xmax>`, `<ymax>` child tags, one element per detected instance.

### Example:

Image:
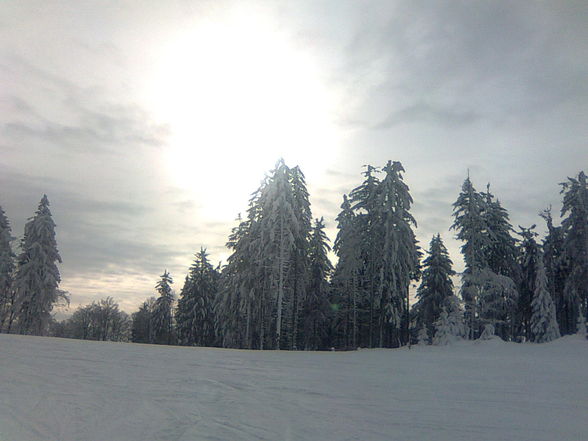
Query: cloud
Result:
<box><xmin>373</xmin><ymin>103</ymin><xmax>481</xmax><ymax>129</ymax></box>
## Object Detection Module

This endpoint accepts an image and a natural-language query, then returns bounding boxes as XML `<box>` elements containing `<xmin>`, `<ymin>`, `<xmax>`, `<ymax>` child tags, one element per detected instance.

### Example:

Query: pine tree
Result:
<box><xmin>217</xmin><ymin>214</ymin><xmax>254</xmax><ymax>348</ymax></box>
<box><xmin>517</xmin><ymin>225</ymin><xmax>541</xmax><ymax>340</ymax></box>
<box><xmin>349</xmin><ymin>165</ymin><xmax>382</xmax><ymax>348</ymax></box>
<box><xmin>0</xmin><ymin>205</ymin><xmax>15</xmax><ymax>332</ymax></box>
<box><xmin>414</xmin><ymin>234</ymin><xmax>455</xmax><ymax>342</ymax></box>
<box><xmin>451</xmin><ymin>176</ymin><xmax>491</xmax><ymax>339</ymax></box>
<box><xmin>376</xmin><ymin>161</ymin><xmax>421</xmax><ymax>348</ymax></box>
<box><xmin>176</xmin><ymin>249</ymin><xmax>219</xmax><ymax>346</ymax></box>
<box><xmin>258</xmin><ymin>160</ymin><xmax>298</xmax><ymax>349</ymax></box>
<box><xmin>286</xmin><ymin>166</ymin><xmax>312</xmax><ymax>350</ymax></box>
<box><xmin>151</xmin><ymin>271</ymin><xmax>174</xmax><ymax>345</ymax></box>
<box><xmin>479</xmin><ymin>323</ymin><xmax>495</xmax><ymax>340</ymax></box>
<box><xmin>476</xmin><ymin>268</ymin><xmax>518</xmax><ymax>339</ymax></box>
<box><xmin>331</xmin><ymin>195</ymin><xmax>362</xmax><ymax>349</ymax></box>
<box><xmin>13</xmin><ymin>195</ymin><xmax>65</xmax><ymax>335</ymax></box>
<box><xmin>560</xmin><ymin>171</ymin><xmax>588</xmax><ymax>332</ymax></box>
<box><xmin>300</xmin><ymin>218</ymin><xmax>333</xmax><ymax>350</ymax></box>
<box><xmin>530</xmin><ymin>253</ymin><xmax>560</xmax><ymax>343</ymax></box>
<box><xmin>481</xmin><ymin>185</ymin><xmax>520</xmax><ymax>281</ymax></box>
<box><xmin>417</xmin><ymin>324</ymin><xmax>429</xmax><ymax>345</ymax></box>
<box><xmin>540</xmin><ymin>208</ymin><xmax>572</xmax><ymax>335</ymax></box>
<box><xmin>433</xmin><ymin>295</ymin><xmax>465</xmax><ymax>345</ymax></box>
<box><xmin>218</xmin><ymin>160</ymin><xmax>313</xmax><ymax>350</ymax></box>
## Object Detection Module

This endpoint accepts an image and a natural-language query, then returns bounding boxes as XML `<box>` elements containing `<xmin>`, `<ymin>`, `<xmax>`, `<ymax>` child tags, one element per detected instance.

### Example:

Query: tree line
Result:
<box><xmin>1</xmin><ymin>162</ymin><xmax>586</xmax><ymax>348</ymax></box>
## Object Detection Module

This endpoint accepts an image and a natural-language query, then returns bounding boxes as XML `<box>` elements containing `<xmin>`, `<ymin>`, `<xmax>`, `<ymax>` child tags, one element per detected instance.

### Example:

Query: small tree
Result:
<box><xmin>151</xmin><ymin>271</ymin><xmax>175</xmax><ymax>345</ymax></box>
<box><xmin>433</xmin><ymin>295</ymin><xmax>465</xmax><ymax>345</ymax></box>
<box><xmin>414</xmin><ymin>234</ymin><xmax>455</xmax><ymax>341</ymax></box>
<box><xmin>176</xmin><ymin>249</ymin><xmax>219</xmax><ymax>347</ymax></box>
<box><xmin>417</xmin><ymin>325</ymin><xmax>429</xmax><ymax>345</ymax></box>
<box><xmin>530</xmin><ymin>254</ymin><xmax>560</xmax><ymax>343</ymax></box>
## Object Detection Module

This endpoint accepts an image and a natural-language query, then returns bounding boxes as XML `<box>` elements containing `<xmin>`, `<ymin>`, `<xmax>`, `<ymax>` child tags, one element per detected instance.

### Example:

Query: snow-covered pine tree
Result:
<box><xmin>530</xmin><ymin>252</ymin><xmax>560</xmax><ymax>343</ymax></box>
<box><xmin>176</xmin><ymin>249</ymin><xmax>219</xmax><ymax>347</ymax></box>
<box><xmin>349</xmin><ymin>165</ymin><xmax>382</xmax><ymax>348</ymax></box>
<box><xmin>376</xmin><ymin>161</ymin><xmax>421</xmax><ymax>348</ymax></box>
<box><xmin>517</xmin><ymin>225</ymin><xmax>541</xmax><ymax>340</ymax></box>
<box><xmin>0</xmin><ymin>205</ymin><xmax>15</xmax><ymax>332</ymax></box>
<box><xmin>433</xmin><ymin>295</ymin><xmax>465</xmax><ymax>345</ymax></box>
<box><xmin>479</xmin><ymin>323</ymin><xmax>495</xmax><ymax>340</ymax></box>
<box><xmin>13</xmin><ymin>195</ymin><xmax>65</xmax><ymax>335</ymax></box>
<box><xmin>331</xmin><ymin>194</ymin><xmax>362</xmax><ymax>349</ymax></box>
<box><xmin>218</xmin><ymin>161</ymin><xmax>313</xmax><ymax>350</ymax></box>
<box><xmin>540</xmin><ymin>208</ymin><xmax>572</xmax><ymax>335</ymax></box>
<box><xmin>414</xmin><ymin>234</ymin><xmax>455</xmax><ymax>343</ymax></box>
<box><xmin>560</xmin><ymin>171</ymin><xmax>588</xmax><ymax>333</ymax></box>
<box><xmin>286</xmin><ymin>166</ymin><xmax>312</xmax><ymax>350</ymax></box>
<box><xmin>150</xmin><ymin>271</ymin><xmax>174</xmax><ymax>345</ymax></box>
<box><xmin>480</xmin><ymin>185</ymin><xmax>520</xmax><ymax>282</ymax></box>
<box><xmin>433</xmin><ymin>308</ymin><xmax>451</xmax><ymax>345</ymax></box>
<box><xmin>476</xmin><ymin>268</ymin><xmax>518</xmax><ymax>340</ymax></box>
<box><xmin>301</xmin><ymin>218</ymin><xmax>333</xmax><ymax>350</ymax></box>
<box><xmin>451</xmin><ymin>176</ymin><xmax>491</xmax><ymax>339</ymax></box>
<box><xmin>217</xmin><ymin>214</ymin><xmax>254</xmax><ymax>348</ymax></box>
<box><xmin>417</xmin><ymin>324</ymin><xmax>429</xmax><ymax>345</ymax></box>
<box><xmin>258</xmin><ymin>160</ymin><xmax>298</xmax><ymax>349</ymax></box>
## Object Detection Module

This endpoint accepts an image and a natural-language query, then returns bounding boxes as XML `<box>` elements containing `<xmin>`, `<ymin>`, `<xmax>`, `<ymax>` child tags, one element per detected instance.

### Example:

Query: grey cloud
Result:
<box><xmin>373</xmin><ymin>103</ymin><xmax>481</xmax><ymax>129</ymax></box>
<box><xmin>336</xmin><ymin>1</ymin><xmax>588</xmax><ymax>127</ymax></box>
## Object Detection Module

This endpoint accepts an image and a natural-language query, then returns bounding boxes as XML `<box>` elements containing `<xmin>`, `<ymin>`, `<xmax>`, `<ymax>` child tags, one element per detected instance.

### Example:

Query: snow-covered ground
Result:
<box><xmin>1</xmin><ymin>334</ymin><xmax>586</xmax><ymax>441</ymax></box>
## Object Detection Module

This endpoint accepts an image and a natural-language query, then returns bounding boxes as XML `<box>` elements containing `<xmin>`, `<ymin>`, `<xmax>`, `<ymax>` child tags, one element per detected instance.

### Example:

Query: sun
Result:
<box><xmin>149</xmin><ymin>8</ymin><xmax>339</xmax><ymax>219</ymax></box>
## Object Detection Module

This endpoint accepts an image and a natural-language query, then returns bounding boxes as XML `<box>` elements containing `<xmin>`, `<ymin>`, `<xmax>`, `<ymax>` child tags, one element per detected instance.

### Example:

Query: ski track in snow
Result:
<box><xmin>1</xmin><ymin>334</ymin><xmax>587</xmax><ymax>441</ymax></box>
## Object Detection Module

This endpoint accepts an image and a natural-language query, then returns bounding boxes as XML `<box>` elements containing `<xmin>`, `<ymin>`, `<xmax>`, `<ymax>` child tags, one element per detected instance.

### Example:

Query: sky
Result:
<box><xmin>1</xmin><ymin>1</ymin><xmax>587</xmax><ymax>314</ymax></box>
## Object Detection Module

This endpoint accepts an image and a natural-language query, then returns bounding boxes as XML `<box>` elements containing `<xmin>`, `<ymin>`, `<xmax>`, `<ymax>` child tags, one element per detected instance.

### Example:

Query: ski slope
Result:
<box><xmin>1</xmin><ymin>334</ymin><xmax>586</xmax><ymax>441</ymax></box>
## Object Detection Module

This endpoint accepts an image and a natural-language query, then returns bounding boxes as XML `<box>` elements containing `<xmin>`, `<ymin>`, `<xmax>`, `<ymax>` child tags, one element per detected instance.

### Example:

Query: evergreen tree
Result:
<box><xmin>433</xmin><ymin>296</ymin><xmax>464</xmax><ymax>345</ymax></box>
<box><xmin>285</xmin><ymin>166</ymin><xmax>312</xmax><ymax>350</ymax></box>
<box><xmin>414</xmin><ymin>234</ymin><xmax>455</xmax><ymax>342</ymax></box>
<box><xmin>150</xmin><ymin>271</ymin><xmax>174</xmax><ymax>345</ymax></box>
<box><xmin>218</xmin><ymin>160</ymin><xmax>313</xmax><ymax>350</ymax></box>
<box><xmin>476</xmin><ymin>268</ymin><xmax>518</xmax><ymax>339</ymax></box>
<box><xmin>560</xmin><ymin>171</ymin><xmax>588</xmax><ymax>332</ymax></box>
<box><xmin>530</xmin><ymin>253</ymin><xmax>560</xmax><ymax>343</ymax></box>
<box><xmin>480</xmin><ymin>185</ymin><xmax>520</xmax><ymax>281</ymax></box>
<box><xmin>345</xmin><ymin>162</ymin><xmax>421</xmax><ymax>348</ymax></box>
<box><xmin>376</xmin><ymin>161</ymin><xmax>421</xmax><ymax>348</ymax></box>
<box><xmin>257</xmin><ymin>160</ymin><xmax>298</xmax><ymax>349</ymax></box>
<box><xmin>13</xmin><ymin>195</ymin><xmax>65</xmax><ymax>335</ymax></box>
<box><xmin>331</xmin><ymin>195</ymin><xmax>362</xmax><ymax>349</ymax></box>
<box><xmin>452</xmin><ymin>177</ymin><xmax>519</xmax><ymax>341</ymax></box>
<box><xmin>176</xmin><ymin>249</ymin><xmax>219</xmax><ymax>346</ymax></box>
<box><xmin>540</xmin><ymin>208</ymin><xmax>573</xmax><ymax>335</ymax></box>
<box><xmin>300</xmin><ymin>218</ymin><xmax>333</xmax><ymax>350</ymax></box>
<box><xmin>217</xmin><ymin>214</ymin><xmax>254</xmax><ymax>348</ymax></box>
<box><xmin>451</xmin><ymin>176</ymin><xmax>491</xmax><ymax>339</ymax></box>
<box><xmin>0</xmin><ymin>205</ymin><xmax>15</xmax><ymax>331</ymax></box>
<box><xmin>417</xmin><ymin>324</ymin><xmax>429</xmax><ymax>345</ymax></box>
<box><xmin>517</xmin><ymin>225</ymin><xmax>541</xmax><ymax>340</ymax></box>
<box><xmin>349</xmin><ymin>165</ymin><xmax>382</xmax><ymax>347</ymax></box>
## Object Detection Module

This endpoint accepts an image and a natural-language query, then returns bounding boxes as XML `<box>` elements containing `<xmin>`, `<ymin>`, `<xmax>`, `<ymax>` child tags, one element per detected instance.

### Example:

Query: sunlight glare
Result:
<box><xmin>151</xmin><ymin>9</ymin><xmax>339</xmax><ymax>219</ymax></box>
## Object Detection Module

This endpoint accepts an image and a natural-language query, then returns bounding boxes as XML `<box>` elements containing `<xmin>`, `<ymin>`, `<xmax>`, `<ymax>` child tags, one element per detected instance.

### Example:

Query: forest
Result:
<box><xmin>1</xmin><ymin>161</ymin><xmax>587</xmax><ymax>349</ymax></box>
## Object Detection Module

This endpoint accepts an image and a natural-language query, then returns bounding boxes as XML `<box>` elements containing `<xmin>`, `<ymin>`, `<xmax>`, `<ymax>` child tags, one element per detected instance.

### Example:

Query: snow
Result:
<box><xmin>1</xmin><ymin>334</ymin><xmax>587</xmax><ymax>441</ymax></box>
